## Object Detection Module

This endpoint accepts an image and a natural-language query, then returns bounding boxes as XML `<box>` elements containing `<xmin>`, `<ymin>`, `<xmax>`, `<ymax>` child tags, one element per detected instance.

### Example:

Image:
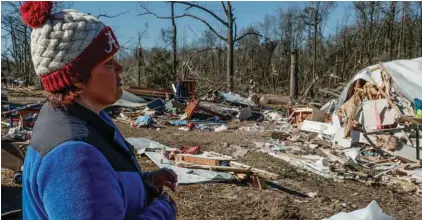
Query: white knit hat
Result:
<box><xmin>20</xmin><ymin>1</ymin><xmax>120</xmax><ymax>92</ymax></box>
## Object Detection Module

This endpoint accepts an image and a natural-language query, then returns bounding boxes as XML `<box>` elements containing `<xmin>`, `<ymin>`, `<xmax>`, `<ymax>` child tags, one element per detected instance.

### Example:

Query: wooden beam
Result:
<box><xmin>175</xmin><ymin>154</ymin><xmax>232</xmax><ymax>166</ymax></box>
<box><xmin>229</xmin><ymin>161</ymin><xmax>279</xmax><ymax>180</ymax></box>
<box><xmin>176</xmin><ymin>161</ymin><xmax>251</xmax><ymax>173</ymax></box>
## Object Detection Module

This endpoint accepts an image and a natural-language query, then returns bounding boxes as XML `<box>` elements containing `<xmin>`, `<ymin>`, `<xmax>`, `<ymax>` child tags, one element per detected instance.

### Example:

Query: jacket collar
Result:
<box><xmin>65</xmin><ymin>102</ymin><xmax>115</xmax><ymax>137</ymax></box>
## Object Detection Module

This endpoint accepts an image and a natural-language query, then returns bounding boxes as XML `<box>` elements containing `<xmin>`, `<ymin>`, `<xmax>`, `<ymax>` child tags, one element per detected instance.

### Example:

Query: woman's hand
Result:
<box><xmin>146</xmin><ymin>168</ymin><xmax>178</xmax><ymax>192</ymax></box>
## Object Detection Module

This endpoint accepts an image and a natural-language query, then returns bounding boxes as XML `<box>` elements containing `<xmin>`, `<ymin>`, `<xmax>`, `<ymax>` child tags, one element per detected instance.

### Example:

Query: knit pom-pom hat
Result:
<box><xmin>20</xmin><ymin>1</ymin><xmax>120</xmax><ymax>92</ymax></box>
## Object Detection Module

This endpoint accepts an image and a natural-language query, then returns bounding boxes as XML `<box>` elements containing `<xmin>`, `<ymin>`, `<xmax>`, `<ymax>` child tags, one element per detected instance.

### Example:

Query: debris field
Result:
<box><xmin>2</xmin><ymin>58</ymin><xmax>422</xmax><ymax>219</ymax></box>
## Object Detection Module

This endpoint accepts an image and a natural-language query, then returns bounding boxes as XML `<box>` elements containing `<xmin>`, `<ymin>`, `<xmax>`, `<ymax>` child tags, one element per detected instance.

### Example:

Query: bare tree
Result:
<box><xmin>171</xmin><ymin>1</ymin><xmax>262</xmax><ymax>91</ymax></box>
<box><xmin>138</xmin><ymin>2</ymin><xmax>178</xmax><ymax>77</ymax></box>
<box><xmin>171</xmin><ymin>2</ymin><xmax>177</xmax><ymax>77</ymax></box>
<box><xmin>301</xmin><ymin>1</ymin><xmax>335</xmax><ymax>80</ymax></box>
<box><xmin>1</xmin><ymin>1</ymin><xmax>73</xmax><ymax>86</ymax></box>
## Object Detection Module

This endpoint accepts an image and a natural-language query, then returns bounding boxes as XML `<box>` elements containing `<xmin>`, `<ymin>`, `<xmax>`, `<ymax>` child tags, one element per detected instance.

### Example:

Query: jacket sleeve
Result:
<box><xmin>37</xmin><ymin>141</ymin><xmax>175</xmax><ymax>220</ymax></box>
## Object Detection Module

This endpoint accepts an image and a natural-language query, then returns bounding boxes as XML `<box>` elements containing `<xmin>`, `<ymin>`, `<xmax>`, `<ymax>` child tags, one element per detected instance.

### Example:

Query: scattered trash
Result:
<box><xmin>178</xmin><ymin>127</ymin><xmax>191</xmax><ymax>131</ymax></box>
<box><xmin>168</xmin><ymin>119</ymin><xmax>188</xmax><ymax>126</ymax></box>
<box><xmin>214</xmin><ymin>124</ymin><xmax>228</xmax><ymax>132</ymax></box>
<box><xmin>165</xmin><ymin>146</ymin><xmax>201</xmax><ymax>160</ymax></box>
<box><xmin>344</xmin><ymin>148</ymin><xmax>361</xmax><ymax>162</ymax></box>
<box><xmin>306</xmin><ymin>192</ymin><xmax>318</xmax><ymax>198</ymax></box>
<box><xmin>188</xmin><ymin>122</ymin><xmax>195</xmax><ymax>130</ymax></box>
<box><xmin>239</xmin><ymin>124</ymin><xmax>265</xmax><ymax>132</ymax></box>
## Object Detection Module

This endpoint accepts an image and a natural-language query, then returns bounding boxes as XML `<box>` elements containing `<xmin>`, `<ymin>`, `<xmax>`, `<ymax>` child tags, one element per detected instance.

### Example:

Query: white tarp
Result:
<box><xmin>127</xmin><ymin>137</ymin><xmax>171</xmax><ymax>151</ymax></box>
<box><xmin>335</xmin><ymin>58</ymin><xmax>422</xmax><ymax>110</ymax></box>
<box><xmin>328</xmin><ymin>200</ymin><xmax>396</xmax><ymax>220</ymax></box>
<box><xmin>126</xmin><ymin>137</ymin><xmax>235</xmax><ymax>184</ymax></box>
<box><xmin>145</xmin><ymin>152</ymin><xmax>235</xmax><ymax>185</ymax></box>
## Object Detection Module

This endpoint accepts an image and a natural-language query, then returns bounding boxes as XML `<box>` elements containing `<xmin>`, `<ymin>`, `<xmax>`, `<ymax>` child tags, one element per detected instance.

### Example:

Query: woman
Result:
<box><xmin>20</xmin><ymin>2</ymin><xmax>177</xmax><ymax>219</ymax></box>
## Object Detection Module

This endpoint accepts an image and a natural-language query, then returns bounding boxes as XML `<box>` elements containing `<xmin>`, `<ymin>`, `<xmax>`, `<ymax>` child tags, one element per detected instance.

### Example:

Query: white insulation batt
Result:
<box><xmin>335</xmin><ymin>57</ymin><xmax>422</xmax><ymax>111</ymax></box>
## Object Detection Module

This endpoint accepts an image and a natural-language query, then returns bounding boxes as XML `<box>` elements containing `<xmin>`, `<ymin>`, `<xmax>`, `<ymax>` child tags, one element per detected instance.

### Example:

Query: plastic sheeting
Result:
<box><xmin>126</xmin><ymin>137</ymin><xmax>235</xmax><ymax>184</ymax></box>
<box><xmin>127</xmin><ymin>137</ymin><xmax>171</xmax><ymax>151</ymax></box>
<box><xmin>145</xmin><ymin>152</ymin><xmax>235</xmax><ymax>185</ymax></box>
<box><xmin>328</xmin><ymin>200</ymin><xmax>396</xmax><ymax>220</ymax></box>
<box><xmin>335</xmin><ymin>58</ymin><xmax>422</xmax><ymax>111</ymax></box>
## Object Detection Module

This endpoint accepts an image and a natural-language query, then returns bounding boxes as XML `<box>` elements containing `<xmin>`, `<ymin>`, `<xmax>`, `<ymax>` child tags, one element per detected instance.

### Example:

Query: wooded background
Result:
<box><xmin>2</xmin><ymin>1</ymin><xmax>422</xmax><ymax>100</ymax></box>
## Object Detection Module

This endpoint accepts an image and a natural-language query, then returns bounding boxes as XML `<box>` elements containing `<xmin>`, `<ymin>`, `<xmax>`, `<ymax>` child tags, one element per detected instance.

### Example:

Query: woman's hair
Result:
<box><xmin>46</xmin><ymin>71</ymin><xmax>91</xmax><ymax>109</ymax></box>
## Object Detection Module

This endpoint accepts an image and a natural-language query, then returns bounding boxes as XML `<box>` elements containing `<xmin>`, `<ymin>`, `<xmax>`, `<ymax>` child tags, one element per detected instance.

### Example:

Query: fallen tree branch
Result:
<box><xmin>318</xmin><ymin>88</ymin><xmax>340</xmax><ymax>97</ymax></box>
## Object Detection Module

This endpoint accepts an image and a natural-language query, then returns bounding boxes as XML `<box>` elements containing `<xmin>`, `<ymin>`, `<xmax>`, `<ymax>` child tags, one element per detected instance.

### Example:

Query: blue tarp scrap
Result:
<box><xmin>415</xmin><ymin>98</ymin><xmax>422</xmax><ymax>118</ymax></box>
<box><xmin>133</xmin><ymin>115</ymin><xmax>153</xmax><ymax>127</ymax></box>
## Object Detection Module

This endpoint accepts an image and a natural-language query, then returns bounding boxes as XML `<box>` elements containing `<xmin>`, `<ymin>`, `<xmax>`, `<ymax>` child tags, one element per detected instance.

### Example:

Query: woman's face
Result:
<box><xmin>82</xmin><ymin>56</ymin><xmax>123</xmax><ymax>108</ymax></box>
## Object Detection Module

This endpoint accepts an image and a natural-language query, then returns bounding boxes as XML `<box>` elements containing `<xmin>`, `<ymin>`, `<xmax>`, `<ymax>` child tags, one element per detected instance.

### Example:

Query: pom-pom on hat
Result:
<box><xmin>20</xmin><ymin>1</ymin><xmax>120</xmax><ymax>92</ymax></box>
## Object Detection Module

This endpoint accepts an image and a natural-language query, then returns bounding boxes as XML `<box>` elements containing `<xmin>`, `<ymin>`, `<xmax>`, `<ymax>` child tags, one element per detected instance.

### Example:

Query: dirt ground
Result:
<box><xmin>2</xmin><ymin>90</ymin><xmax>422</xmax><ymax>219</ymax></box>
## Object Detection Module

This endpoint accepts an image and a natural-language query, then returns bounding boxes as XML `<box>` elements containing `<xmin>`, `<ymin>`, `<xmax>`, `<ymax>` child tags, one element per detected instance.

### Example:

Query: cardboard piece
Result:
<box><xmin>299</xmin><ymin>120</ymin><xmax>337</xmax><ymax>136</ymax></box>
<box><xmin>362</xmin><ymin>99</ymin><xmax>398</xmax><ymax>130</ymax></box>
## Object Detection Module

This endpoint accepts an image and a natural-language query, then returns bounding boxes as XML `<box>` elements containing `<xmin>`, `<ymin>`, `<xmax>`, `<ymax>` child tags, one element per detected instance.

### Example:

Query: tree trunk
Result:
<box><xmin>313</xmin><ymin>9</ymin><xmax>318</xmax><ymax>79</ymax></box>
<box><xmin>388</xmin><ymin>2</ymin><xmax>396</xmax><ymax>60</ymax></box>
<box><xmin>171</xmin><ymin>2</ymin><xmax>177</xmax><ymax>78</ymax></box>
<box><xmin>398</xmin><ymin>2</ymin><xmax>405</xmax><ymax>59</ymax></box>
<box><xmin>226</xmin><ymin>3</ymin><xmax>234</xmax><ymax>91</ymax></box>
<box><xmin>290</xmin><ymin>49</ymin><xmax>298</xmax><ymax>99</ymax></box>
<box><xmin>138</xmin><ymin>59</ymin><xmax>142</xmax><ymax>87</ymax></box>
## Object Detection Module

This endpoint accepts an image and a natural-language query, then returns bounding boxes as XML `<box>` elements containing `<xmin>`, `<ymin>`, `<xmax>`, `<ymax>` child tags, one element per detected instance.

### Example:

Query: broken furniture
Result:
<box><xmin>288</xmin><ymin>105</ymin><xmax>328</xmax><ymax>127</ymax></box>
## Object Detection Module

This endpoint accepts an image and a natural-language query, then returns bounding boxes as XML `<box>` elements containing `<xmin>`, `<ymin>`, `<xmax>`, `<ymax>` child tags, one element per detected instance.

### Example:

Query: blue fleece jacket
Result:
<box><xmin>22</xmin><ymin>110</ymin><xmax>175</xmax><ymax>220</ymax></box>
